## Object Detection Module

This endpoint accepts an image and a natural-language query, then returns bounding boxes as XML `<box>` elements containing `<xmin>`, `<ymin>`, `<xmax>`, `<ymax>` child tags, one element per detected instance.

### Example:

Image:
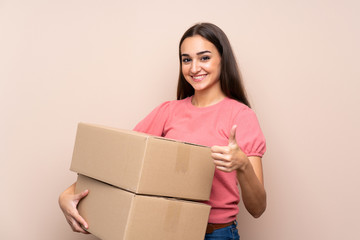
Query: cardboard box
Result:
<box><xmin>70</xmin><ymin>123</ymin><xmax>215</xmax><ymax>201</ymax></box>
<box><xmin>76</xmin><ymin>174</ymin><xmax>210</xmax><ymax>240</ymax></box>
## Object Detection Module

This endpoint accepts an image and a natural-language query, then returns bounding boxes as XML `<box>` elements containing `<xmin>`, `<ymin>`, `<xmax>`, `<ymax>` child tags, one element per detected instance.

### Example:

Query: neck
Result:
<box><xmin>192</xmin><ymin>88</ymin><xmax>226</xmax><ymax>107</ymax></box>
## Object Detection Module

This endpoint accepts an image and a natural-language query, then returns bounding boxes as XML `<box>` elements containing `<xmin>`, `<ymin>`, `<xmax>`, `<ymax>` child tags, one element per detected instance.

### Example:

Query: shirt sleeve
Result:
<box><xmin>133</xmin><ymin>101</ymin><xmax>171</xmax><ymax>137</ymax></box>
<box><xmin>234</xmin><ymin>108</ymin><xmax>266</xmax><ymax>157</ymax></box>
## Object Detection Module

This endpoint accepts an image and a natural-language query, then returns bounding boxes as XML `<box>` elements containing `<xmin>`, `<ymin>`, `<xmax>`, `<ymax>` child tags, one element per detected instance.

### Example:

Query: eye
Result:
<box><xmin>182</xmin><ymin>58</ymin><xmax>191</xmax><ymax>63</ymax></box>
<box><xmin>201</xmin><ymin>56</ymin><xmax>210</xmax><ymax>61</ymax></box>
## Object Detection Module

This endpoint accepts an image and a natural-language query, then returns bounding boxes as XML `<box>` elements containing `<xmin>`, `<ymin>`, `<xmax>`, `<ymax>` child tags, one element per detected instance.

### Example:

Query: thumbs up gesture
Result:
<box><xmin>211</xmin><ymin>125</ymin><xmax>249</xmax><ymax>172</ymax></box>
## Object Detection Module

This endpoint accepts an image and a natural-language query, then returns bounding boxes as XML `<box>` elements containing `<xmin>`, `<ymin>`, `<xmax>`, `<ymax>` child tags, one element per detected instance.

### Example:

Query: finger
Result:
<box><xmin>213</xmin><ymin>159</ymin><xmax>233</xmax><ymax>169</ymax></box>
<box><xmin>70</xmin><ymin>217</ymin><xmax>89</xmax><ymax>234</ymax></box>
<box><xmin>215</xmin><ymin>165</ymin><xmax>233</xmax><ymax>173</ymax></box>
<box><xmin>74</xmin><ymin>189</ymin><xmax>89</xmax><ymax>201</ymax></box>
<box><xmin>71</xmin><ymin>210</ymin><xmax>89</xmax><ymax>230</ymax></box>
<box><xmin>82</xmin><ymin>226</ymin><xmax>91</xmax><ymax>234</ymax></box>
<box><xmin>213</xmin><ymin>157</ymin><xmax>239</xmax><ymax>171</ymax></box>
<box><xmin>211</xmin><ymin>152</ymin><xmax>231</xmax><ymax>162</ymax></box>
<box><xmin>228</xmin><ymin>125</ymin><xmax>237</xmax><ymax>145</ymax></box>
<box><xmin>211</xmin><ymin>145</ymin><xmax>230</xmax><ymax>154</ymax></box>
<box><xmin>214</xmin><ymin>159</ymin><xmax>237</xmax><ymax>172</ymax></box>
<box><xmin>213</xmin><ymin>159</ymin><xmax>226</xmax><ymax>168</ymax></box>
<box><xmin>216</xmin><ymin>167</ymin><xmax>233</xmax><ymax>173</ymax></box>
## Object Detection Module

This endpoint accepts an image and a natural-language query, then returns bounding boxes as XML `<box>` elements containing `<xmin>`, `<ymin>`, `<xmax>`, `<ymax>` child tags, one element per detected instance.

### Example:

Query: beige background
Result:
<box><xmin>1</xmin><ymin>0</ymin><xmax>359</xmax><ymax>239</ymax></box>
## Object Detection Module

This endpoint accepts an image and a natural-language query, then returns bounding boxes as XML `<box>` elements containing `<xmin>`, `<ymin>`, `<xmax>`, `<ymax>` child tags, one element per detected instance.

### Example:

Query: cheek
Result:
<box><xmin>181</xmin><ymin>65</ymin><xmax>189</xmax><ymax>76</ymax></box>
<box><xmin>213</xmin><ymin>63</ymin><xmax>222</xmax><ymax>77</ymax></box>
<box><xmin>204</xmin><ymin>62</ymin><xmax>217</xmax><ymax>72</ymax></box>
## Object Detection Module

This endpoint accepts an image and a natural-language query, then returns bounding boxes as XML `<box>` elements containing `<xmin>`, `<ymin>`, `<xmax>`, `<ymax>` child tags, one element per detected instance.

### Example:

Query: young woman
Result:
<box><xmin>59</xmin><ymin>22</ymin><xmax>266</xmax><ymax>240</ymax></box>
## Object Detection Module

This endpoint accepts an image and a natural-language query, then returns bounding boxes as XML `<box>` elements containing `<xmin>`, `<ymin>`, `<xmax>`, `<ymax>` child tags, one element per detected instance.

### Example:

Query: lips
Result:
<box><xmin>192</xmin><ymin>74</ymin><xmax>207</xmax><ymax>82</ymax></box>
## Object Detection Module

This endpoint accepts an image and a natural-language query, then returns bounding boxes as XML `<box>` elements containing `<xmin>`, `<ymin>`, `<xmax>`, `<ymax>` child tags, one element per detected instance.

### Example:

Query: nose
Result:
<box><xmin>190</xmin><ymin>60</ymin><xmax>200</xmax><ymax>74</ymax></box>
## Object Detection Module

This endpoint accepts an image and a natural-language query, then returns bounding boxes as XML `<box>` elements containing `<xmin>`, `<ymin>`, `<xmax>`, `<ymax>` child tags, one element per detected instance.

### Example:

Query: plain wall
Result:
<box><xmin>1</xmin><ymin>0</ymin><xmax>359</xmax><ymax>239</ymax></box>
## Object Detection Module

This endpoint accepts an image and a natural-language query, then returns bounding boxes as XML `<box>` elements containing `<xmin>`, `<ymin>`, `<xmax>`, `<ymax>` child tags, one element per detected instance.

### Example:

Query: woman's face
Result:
<box><xmin>180</xmin><ymin>35</ymin><xmax>222</xmax><ymax>94</ymax></box>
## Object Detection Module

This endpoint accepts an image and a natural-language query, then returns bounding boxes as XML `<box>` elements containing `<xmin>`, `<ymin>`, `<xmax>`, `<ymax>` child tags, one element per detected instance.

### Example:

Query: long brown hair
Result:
<box><xmin>177</xmin><ymin>22</ymin><xmax>251</xmax><ymax>108</ymax></box>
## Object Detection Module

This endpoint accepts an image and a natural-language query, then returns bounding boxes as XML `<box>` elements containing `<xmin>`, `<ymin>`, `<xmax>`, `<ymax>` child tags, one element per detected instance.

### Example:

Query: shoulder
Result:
<box><xmin>224</xmin><ymin>98</ymin><xmax>250</xmax><ymax>109</ymax></box>
<box><xmin>134</xmin><ymin>98</ymin><xmax>189</xmax><ymax>135</ymax></box>
<box><xmin>222</xmin><ymin>98</ymin><xmax>263</xmax><ymax>134</ymax></box>
<box><xmin>156</xmin><ymin>97</ymin><xmax>190</xmax><ymax>110</ymax></box>
<box><xmin>144</xmin><ymin>98</ymin><xmax>190</xmax><ymax>119</ymax></box>
<box><xmin>224</xmin><ymin>99</ymin><xmax>266</xmax><ymax>156</ymax></box>
<box><xmin>223</xmin><ymin>98</ymin><xmax>256</xmax><ymax>118</ymax></box>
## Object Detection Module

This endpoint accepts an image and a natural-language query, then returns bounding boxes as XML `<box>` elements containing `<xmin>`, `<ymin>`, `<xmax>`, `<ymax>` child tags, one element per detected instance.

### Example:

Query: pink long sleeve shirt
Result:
<box><xmin>134</xmin><ymin>96</ymin><xmax>266</xmax><ymax>223</ymax></box>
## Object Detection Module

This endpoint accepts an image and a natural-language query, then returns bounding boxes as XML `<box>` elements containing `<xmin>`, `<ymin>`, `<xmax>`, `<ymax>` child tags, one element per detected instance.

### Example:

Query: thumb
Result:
<box><xmin>74</xmin><ymin>189</ymin><xmax>89</xmax><ymax>202</ymax></box>
<box><xmin>228</xmin><ymin>125</ymin><xmax>238</xmax><ymax>146</ymax></box>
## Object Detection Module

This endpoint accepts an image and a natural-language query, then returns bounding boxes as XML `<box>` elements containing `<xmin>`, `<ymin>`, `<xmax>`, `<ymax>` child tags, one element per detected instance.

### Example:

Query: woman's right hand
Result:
<box><xmin>58</xmin><ymin>182</ymin><xmax>90</xmax><ymax>234</ymax></box>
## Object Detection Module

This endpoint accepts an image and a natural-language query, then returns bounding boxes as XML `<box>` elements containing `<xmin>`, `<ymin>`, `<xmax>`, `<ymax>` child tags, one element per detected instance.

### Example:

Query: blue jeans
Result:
<box><xmin>204</xmin><ymin>222</ymin><xmax>240</xmax><ymax>240</ymax></box>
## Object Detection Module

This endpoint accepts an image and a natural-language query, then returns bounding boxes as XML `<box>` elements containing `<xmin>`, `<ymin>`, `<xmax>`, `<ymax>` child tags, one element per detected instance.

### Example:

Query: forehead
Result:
<box><xmin>180</xmin><ymin>35</ymin><xmax>218</xmax><ymax>54</ymax></box>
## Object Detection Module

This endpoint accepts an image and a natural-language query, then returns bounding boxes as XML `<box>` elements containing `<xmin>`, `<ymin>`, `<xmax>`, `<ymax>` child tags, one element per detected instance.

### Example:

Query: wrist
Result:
<box><xmin>236</xmin><ymin>155</ymin><xmax>250</xmax><ymax>173</ymax></box>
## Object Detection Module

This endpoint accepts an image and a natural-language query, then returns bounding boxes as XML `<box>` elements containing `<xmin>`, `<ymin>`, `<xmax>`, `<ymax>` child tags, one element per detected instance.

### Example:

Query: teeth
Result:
<box><xmin>193</xmin><ymin>75</ymin><xmax>205</xmax><ymax>80</ymax></box>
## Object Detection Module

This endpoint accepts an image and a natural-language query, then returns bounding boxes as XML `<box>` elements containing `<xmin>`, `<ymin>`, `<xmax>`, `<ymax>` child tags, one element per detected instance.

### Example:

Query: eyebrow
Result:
<box><xmin>181</xmin><ymin>50</ymin><xmax>211</xmax><ymax>57</ymax></box>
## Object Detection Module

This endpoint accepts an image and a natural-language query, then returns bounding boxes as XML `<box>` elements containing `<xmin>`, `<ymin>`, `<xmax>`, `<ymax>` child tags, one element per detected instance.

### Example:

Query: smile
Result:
<box><xmin>192</xmin><ymin>74</ymin><xmax>207</xmax><ymax>82</ymax></box>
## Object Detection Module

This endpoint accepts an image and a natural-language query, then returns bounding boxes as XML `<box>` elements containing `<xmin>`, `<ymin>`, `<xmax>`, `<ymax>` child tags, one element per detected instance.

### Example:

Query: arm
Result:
<box><xmin>58</xmin><ymin>182</ymin><xmax>90</xmax><ymax>233</ymax></box>
<box><xmin>211</xmin><ymin>125</ymin><xmax>266</xmax><ymax>218</ymax></box>
<box><xmin>236</xmin><ymin>156</ymin><xmax>266</xmax><ymax>218</ymax></box>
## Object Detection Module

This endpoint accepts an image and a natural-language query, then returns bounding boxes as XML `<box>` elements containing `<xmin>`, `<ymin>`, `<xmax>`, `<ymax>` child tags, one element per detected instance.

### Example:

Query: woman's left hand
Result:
<box><xmin>211</xmin><ymin>125</ymin><xmax>249</xmax><ymax>172</ymax></box>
